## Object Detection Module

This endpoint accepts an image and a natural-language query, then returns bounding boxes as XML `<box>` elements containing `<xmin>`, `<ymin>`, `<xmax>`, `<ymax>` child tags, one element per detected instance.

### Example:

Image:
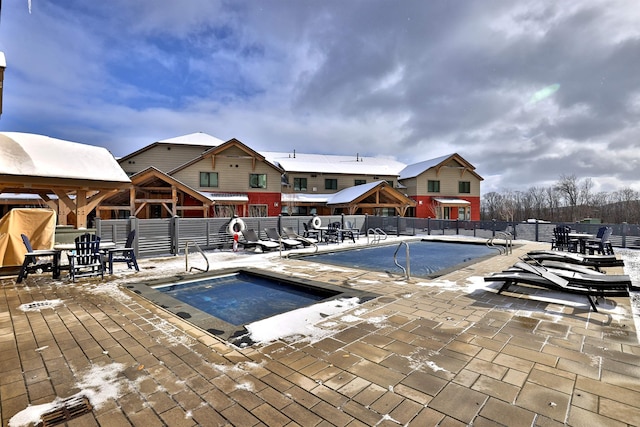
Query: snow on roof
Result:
<box><xmin>281</xmin><ymin>193</ymin><xmax>332</xmax><ymax>203</ymax></box>
<box><xmin>262</xmin><ymin>151</ymin><xmax>406</xmax><ymax>176</ymax></box>
<box><xmin>0</xmin><ymin>132</ymin><xmax>130</xmax><ymax>183</ymax></box>
<box><xmin>434</xmin><ymin>198</ymin><xmax>471</xmax><ymax>205</ymax></box>
<box><xmin>200</xmin><ymin>192</ymin><xmax>249</xmax><ymax>202</ymax></box>
<box><xmin>398</xmin><ymin>154</ymin><xmax>452</xmax><ymax>180</ymax></box>
<box><xmin>157</xmin><ymin>132</ymin><xmax>224</xmax><ymax>147</ymax></box>
<box><xmin>327</xmin><ymin>180</ymin><xmax>384</xmax><ymax>205</ymax></box>
<box><xmin>0</xmin><ymin>51</ymin><xmax>6</xmax><ymax>68</ymax></box>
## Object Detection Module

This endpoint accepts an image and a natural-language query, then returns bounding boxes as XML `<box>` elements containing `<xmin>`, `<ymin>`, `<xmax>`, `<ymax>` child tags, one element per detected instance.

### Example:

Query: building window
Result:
<box><xmin>325</xmin><ymin>178</ymin><xmax>338</xmax><ymax>190</ymax></box>
<box><xmin>294</xmin><ymin>178</ymin><xmax>307</xmax><ymax>191</ymax></box>
<box><xmin>200</xmin><ymin>172</ymin><xmax>218</xmax><ymax>187</ymax></box>
<box><xmin>354</xmin><ymin>179</ymin><xmax>366</xmax><ymax>186</ymax></box>
<box><xmin>459</xmin><ymin>181</ymin><xmax>471</xmax><ymax>194</ymax></box>
<box><xmin>250</xmin><ymin>174</ymin><xmax>267</xmax><ymax>189</ymax></box>
<box><xmin>428</xmin><ymin>180</ymin><xmax>440</xmax><ymax>192</ymax></box>
<box><xmin>249</xmin><ymin>204</ymin><xmax>267</xmax><ymax>217</ymax></box>
<box><xmin>386</xmin><ymin>180</ymin><xmax>394</xmax><ymax>187</ymax></box>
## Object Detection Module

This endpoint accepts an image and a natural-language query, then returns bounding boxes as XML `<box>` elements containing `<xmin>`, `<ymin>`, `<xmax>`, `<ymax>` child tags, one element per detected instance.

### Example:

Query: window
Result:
<box><xmin>428</xmin><ymin>180</ymin><xmax>440</xmax><ymax>192</ymax></box>
<box><xmin>250</xmin><ymin>174</ymin><xmax>267</xmax><ymax>189</ymax></box>
<box><xmin>354</xmin><ymin>179</ymin><xmax>366</xmax><ymax>186</ymax></box>
<box><xmin>249</xmin><ymin>204</ymin><xmax>267</xmax><ymax>217</ymax></box>
<box><xmin>200</xmin><ymin>172</ymin><xmax>218</xmax><ymax>187</ymax></box>
<box><xmin>386</xmin><ymin>180</ymin><xmax>394</xmax><ymax>187</ymax></box>
<box><xmin>294</xmin><ymin>177</ymin><xmax>307</xmax><ymax>191</ymax></box>
<box><xmin>325</xmin><ymin>178</ymin><xmax>338</xmax><ymax>190</ymax></box>
<box><xmin>459</xmin><ymin>181</ymin><xmax>471</xmax><ymax>193</ymax></box>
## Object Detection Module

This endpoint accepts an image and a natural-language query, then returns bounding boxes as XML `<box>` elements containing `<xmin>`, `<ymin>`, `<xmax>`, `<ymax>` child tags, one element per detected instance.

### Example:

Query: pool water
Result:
<box><xmin>304</xmin><ymin>240</ymin><xmax>496</xmax><ymax>277</ymax></box>
<box><xmin>156</xmin><ymin>272</ymin><xmax>338</xmax><ymax>325</ymax></box>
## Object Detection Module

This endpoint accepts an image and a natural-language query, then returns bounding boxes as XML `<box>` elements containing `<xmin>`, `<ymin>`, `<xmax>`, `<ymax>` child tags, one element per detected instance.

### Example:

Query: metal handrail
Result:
<box><xmin>393</xmin><ymin>241</ymin><xmax>410</xmax><ymax>280</ymax></box>
<box><xmin>367</xmin><ymin>227</ymin><xmax>388</xmax><ymax>244</ymax></box>
<box><xmin>184</xmin><ymin>241</ymin><xmax>210</xmax><ymax>272</ymax></box>
<box><xmin>486</xmin><ymin>231</ymin><xmax>513</xmax><ymax>255</ymax></box>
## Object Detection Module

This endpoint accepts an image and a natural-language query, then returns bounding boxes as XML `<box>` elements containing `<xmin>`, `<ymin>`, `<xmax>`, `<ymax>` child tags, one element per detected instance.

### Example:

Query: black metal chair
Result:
<box><xmin>585</xmin><ymin>227</ymin><xmax>614</xmax><ymax>255</ymax></box>
<box><xmin>324</xmin><ymin>222</ymin><xmax>341</xmax><ymax>243</ymax></box>
<box><xmin>16</xmin><ymin>234</ymin><xmax>57</xmax><ymax>283</ymax></box>
<box><xmin>106</xmin><ymin>230</ymin><xmax>139</xmax><ymax>274</ymax></box>
<box><xmin>68</xmin><ymin>233</ymin><xmax>104</xmax><ymax>282</ymax></box>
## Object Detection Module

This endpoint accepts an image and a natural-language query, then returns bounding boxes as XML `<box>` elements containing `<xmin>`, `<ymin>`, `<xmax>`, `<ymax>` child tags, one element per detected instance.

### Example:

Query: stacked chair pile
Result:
<box><xmin>484</xmin><ymin>251</ymin><xmax>635</xmax><ymax>312</ymax></box>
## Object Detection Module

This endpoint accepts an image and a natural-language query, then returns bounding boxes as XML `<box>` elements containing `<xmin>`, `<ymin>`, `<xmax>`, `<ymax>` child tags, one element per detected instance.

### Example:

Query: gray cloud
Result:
<box><xmin>0</xmin><ymin>0</ymin><xmax>638</xmax><ymax>195</ymax></box>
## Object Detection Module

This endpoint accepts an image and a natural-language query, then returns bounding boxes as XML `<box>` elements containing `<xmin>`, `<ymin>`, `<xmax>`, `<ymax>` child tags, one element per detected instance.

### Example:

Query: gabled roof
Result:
<box><xmin>327</xmin><ymin>180</ymin><xmax>416</xmax><ymax>207</ymax></box>
<box><xmin>118</xmin><ymin>132</ymin><xmax>224</xmax><ymax>163</ymax></box>
<box><xmin>158</xmin><ymin>132</ymin><xmax>225</xmax><ymax>146</ymax></box>
<box><xmin>170</xmin><ymin>138</ymin><xmax>284</xmax><ymax>174</ymax></box>
<box><xmin>104</xmin><ymin>166</ymin><xmax>213</xmax><ymax>206</ymax></box>
<box><xmin>398</xmin><ymin>153</ymin><xmax>483</xmax><ymax>181</ymax></box>
<box><xmin>262</xmin><ymin>151</ymin><xmax>405</xmax><ymax>176</ymax></box>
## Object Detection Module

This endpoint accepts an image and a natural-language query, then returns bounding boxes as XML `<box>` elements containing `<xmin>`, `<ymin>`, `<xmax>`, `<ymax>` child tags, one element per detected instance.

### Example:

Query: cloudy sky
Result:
<box><xmin>0</xmin><ymin>1</ymin><xmax>639</xmax><ymax>194</ymax></box>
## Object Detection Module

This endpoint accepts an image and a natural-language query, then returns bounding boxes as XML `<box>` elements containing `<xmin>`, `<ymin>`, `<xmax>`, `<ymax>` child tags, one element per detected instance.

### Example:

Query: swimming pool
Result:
<box><xmin>125</xmin><ymin>268</ymin><xmax>378</xmax><ymax>342</ymax></box>
<box><xmin>299</xmin><ymin>240</ymin><xmax>497</xmax><ymax>278</ymax></box>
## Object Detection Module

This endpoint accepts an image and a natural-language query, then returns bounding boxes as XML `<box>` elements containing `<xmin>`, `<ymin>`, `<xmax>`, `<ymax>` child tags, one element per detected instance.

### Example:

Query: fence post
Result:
<box><xmin>427</xmin><ymin>217</ymin><xmax>431</xmax><ymax>235</ymax></box>
<box><xmin>278</xmin><ymin>214</ymin><xmax>282</xmax><ymax>233</ymax></box>
<box><xmin>129</xmin><ymin>216</ymin><xmax>139</xmax><ymax>256</ymax></box>
<box><xmin>171</xmin><ymin>216</ymin><xmax>180</xmax><ymax>255</ymax></box>
<box><xmin>622</xmin><ymin>222</ymin><xmax>628</xmax><ymax>248</ymax></box>
<box><xmin>456</xmin><ymin>219</ymin><xmax>459</xmax><ymax>235</ymax></box>
<box><xmin>94</xmin><ymin>217</ymin><xmax>102</xmax><ymax>236</ymax></box>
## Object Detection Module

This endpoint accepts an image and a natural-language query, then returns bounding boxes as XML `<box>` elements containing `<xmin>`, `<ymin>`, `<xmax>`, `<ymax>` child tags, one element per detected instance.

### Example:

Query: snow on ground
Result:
<box><xmin>9</xmin><ymin>363</ymin><xmax>128</xmax><ymax>427</ymax></box>
<box><xmin>244</xmin><ymin>297</ymin><xmax>361</xmax><ymax>344</ymax></box>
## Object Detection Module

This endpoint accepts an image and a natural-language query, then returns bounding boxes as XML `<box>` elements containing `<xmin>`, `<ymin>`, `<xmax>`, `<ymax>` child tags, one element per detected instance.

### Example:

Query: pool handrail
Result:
<box><xmin>184</xmin><ymin>240</ymin><xmax>210</xmax><ymax>272</ymax></box>
<box><xmin>393</xmin><ymin>241</ymin><xmax>410</xmax><ymax>280</ymax></box>
<box><xmin>367</xmin><ymin>227</ymin><xmax>388</xmax><ymax>245</ymax></box>
<box><xmin>486</xmin><ymin>231</ymin><xmax>513</xmax><ymax>255</ymax></box>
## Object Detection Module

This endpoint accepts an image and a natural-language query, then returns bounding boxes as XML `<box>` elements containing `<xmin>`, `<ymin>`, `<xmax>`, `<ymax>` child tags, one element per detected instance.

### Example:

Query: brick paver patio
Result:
<box><xmin>1</xmin><ymin>237</ymin><xmax>639</xmax><ymax>426</ymax></box>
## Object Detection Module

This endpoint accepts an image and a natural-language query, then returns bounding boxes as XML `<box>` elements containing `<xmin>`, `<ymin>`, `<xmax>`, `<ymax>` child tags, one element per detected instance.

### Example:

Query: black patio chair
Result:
<box><xmin>106</xmin><ymin>229</ymin><xmax>139</xmax><ymax>274</ymax></box>
<box><xmin>16</xmin><ymin>234</ymin><xmax>57</xmax><ymax>283</ymax></box>
<box><xmin>68</xmin><ymin>233</ymin><xmax>104</xmax><ymax>282</ymax></box>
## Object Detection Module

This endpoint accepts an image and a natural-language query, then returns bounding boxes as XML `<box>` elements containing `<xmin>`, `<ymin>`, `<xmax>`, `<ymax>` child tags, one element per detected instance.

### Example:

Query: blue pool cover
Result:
<box><xmin>304</xmin><ymin>240</ymin><xmax>495</xmax><ymax>277</ymax></box>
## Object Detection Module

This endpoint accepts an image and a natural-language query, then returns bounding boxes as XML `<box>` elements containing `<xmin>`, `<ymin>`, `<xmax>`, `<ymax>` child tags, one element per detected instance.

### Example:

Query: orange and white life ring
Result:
<box><xmin>228</xmin><ymin>217</ymin><xmax>246</xmax><ymax>234</ymax></box>
<box><xmin>310</xmin><ymin>216</ymin><xmax>322</xmax><ymax>229</ymax></box>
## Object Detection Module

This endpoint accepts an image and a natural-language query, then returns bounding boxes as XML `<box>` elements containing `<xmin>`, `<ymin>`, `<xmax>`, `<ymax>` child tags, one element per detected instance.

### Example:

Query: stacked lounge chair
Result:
<box><xmin>484</xmin><ymin>257</ymin><xmax>632</xmax><ymax>312</ymax></box>
<box><xmin>239</xmin><ymin>229</ymin><xmax>280</xmax><ymax>252</ymax></box>
<box><xmin>264</xmin><ymin>228</ymin><xmax>304</xmax><ymax>249</ymax></box>
<box><xmin>282</xmin><ymin>226</ymin><xmax>318</xmax><ymax>247</ymax></box>
<box><xmin>525</xmin><ymin>250</ymin><xmax>624</xmax><ymax>271</ymax></box>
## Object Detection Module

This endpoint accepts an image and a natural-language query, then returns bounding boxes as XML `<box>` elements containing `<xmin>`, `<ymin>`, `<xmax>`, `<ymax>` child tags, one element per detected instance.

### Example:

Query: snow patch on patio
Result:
<box><xmin>9</xmin><ymin>363</ymin><xmax>128</xmax><ymax>427</ymax></box>
<box><xmin>244</xmin><ymin>297</ymin><xmax>361</xmax><ymax>344</ymax></box>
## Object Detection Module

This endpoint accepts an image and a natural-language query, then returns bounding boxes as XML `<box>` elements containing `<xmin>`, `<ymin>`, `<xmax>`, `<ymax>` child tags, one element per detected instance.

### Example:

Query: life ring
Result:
<box><xmin>228</xmin><ymin>217</ymin><xmax>246</xmax><ymax>234</ymax></box>
<box><xmin>310</xmin><ymin>216</ymin><xmax>322</xmax><ymax>229</ymax></box>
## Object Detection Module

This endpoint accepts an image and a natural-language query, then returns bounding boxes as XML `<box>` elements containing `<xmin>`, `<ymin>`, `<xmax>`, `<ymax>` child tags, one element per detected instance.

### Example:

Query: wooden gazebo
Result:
<box><xmin>0</xmin><ymin>132</ymin><xmax>131</xmax><ymax>228</ymax></box>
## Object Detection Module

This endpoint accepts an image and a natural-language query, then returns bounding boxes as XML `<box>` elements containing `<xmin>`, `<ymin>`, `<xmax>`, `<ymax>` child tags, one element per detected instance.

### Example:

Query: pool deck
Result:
<box><xmin>1</xmin><ymin>236</ymin><xmax>639</xmax><ymax>426</ymax></box>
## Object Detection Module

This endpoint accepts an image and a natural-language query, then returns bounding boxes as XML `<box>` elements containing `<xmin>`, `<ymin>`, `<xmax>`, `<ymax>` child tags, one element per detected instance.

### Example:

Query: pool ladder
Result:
<box><xmin>393</xmin><ymin>241</ymin><xmax>410</xmax><ymax>280</ymax></box>
<box><xmin>367</xmin><ymin>228</ymin><xmax>388</xmax><ymax>245</ymax></box>
<box><xmin>486</xmin><ymin>231</ymin><xmax>513</xmax><ymax>255</ymax></box>
<box><xmin>184</xmin><ymin>241</ymin><xmax>210</xmax><ymax>272</ymax></box>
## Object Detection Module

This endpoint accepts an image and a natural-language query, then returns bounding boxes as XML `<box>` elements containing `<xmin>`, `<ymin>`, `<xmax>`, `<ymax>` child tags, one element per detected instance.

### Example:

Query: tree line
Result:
<box><xmin>480</xmin><ymin>174</ymin><xmax>640</xmax><ymax>224</ymax></box>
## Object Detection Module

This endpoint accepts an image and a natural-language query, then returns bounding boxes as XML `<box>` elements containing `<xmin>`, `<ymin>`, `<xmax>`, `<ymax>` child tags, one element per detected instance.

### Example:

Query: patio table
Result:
<box><xmin>52</xmin><ymin>242</ymin><xmax>116</xmax><ymax>279</ymax></box>
<box><xmin>568</xmin><ymin>233</ymin><xmax>595</xmax><ymax>254</ymax></box>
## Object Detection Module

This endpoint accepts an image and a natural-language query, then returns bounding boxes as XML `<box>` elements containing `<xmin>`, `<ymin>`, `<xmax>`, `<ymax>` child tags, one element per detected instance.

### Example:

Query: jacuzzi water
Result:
<box><xmin>155</xmin><ymin>272</ymin><xmax>339</xmax><ymax>325</ymax></box>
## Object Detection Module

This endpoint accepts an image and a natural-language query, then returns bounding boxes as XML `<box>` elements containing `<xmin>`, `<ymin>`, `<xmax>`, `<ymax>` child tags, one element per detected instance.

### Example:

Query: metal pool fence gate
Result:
<box><xmin>94</xmin><ymin>216</ymin><xmax>640</xmax><ymax>259</ymax></box>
